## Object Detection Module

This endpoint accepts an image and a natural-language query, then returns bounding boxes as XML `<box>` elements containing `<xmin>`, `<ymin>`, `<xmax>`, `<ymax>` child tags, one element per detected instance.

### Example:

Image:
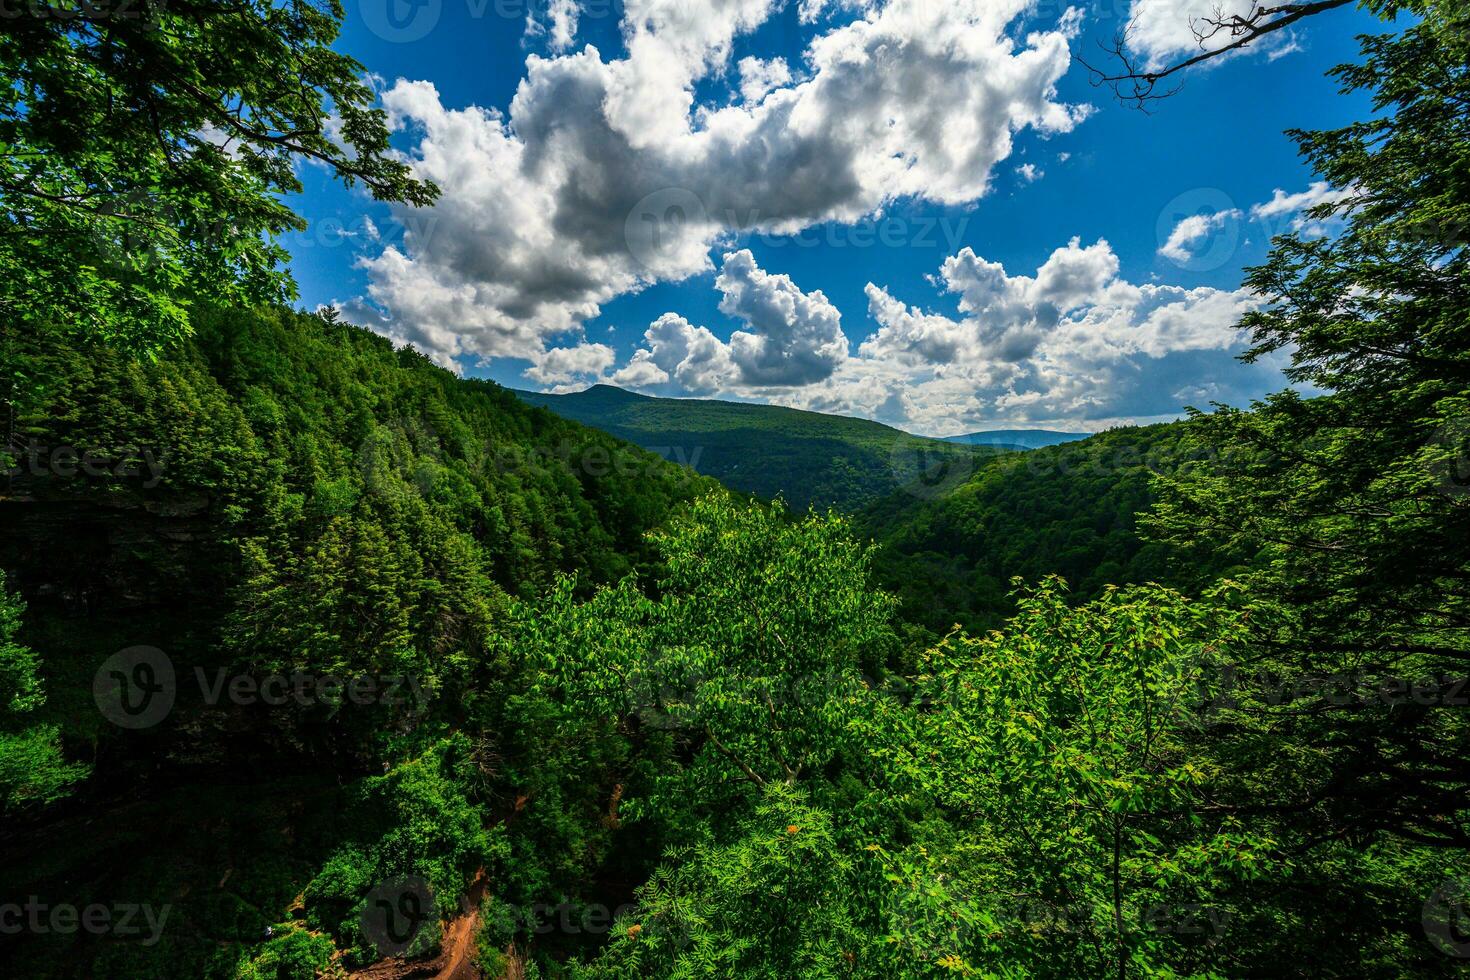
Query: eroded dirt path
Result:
<box><xmin>349</xmin><ymin>871</ymin><xmax>489</xmax><ymax>980</ymax></box>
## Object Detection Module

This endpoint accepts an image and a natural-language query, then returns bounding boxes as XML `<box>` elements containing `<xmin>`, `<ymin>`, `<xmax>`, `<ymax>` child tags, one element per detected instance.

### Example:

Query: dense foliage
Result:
<box><xmin>1147</xmin><ymin>0</ymin><xmax>1470</xmax><ymax>864</ymax></box>
<box><xmin>495</xmin><ymin>499</ymin><xmax>1455</xmax><ymax>978</ymax></box>
<box><xmin>513</xmin><ymin>383</ymin><xmax>1003</xmax><ymax>511</ymax></box>
<box><xmin>1</xmin><ymin>0</ymin><xmax>1467</xmax><ymax>978</ymax></box>
<box><xmin>0</xmin><ymin>570</ymin><xmax>87</xmax><ymax>812</ymax></box>
<box><xmin>0</xmin><ymin>306</ymin><xmax>711</xmax><ymax>975</ymax></box>
<box><xmin>0</xmin><ymin>0</ymin><xmax>434</xmax><ymax>354</ymax></box>
<box><xmin>861</xmin><ymin>423</ymin><xmax>1246</xmax><ymax>635</ymax></box>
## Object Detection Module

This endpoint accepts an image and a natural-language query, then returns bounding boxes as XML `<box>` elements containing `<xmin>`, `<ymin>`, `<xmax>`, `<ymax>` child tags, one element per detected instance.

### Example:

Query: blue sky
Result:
<box><xmin>282</xmin><ymin>0</ymin><xmax>1384</xmax><ymax>435</ymax></box>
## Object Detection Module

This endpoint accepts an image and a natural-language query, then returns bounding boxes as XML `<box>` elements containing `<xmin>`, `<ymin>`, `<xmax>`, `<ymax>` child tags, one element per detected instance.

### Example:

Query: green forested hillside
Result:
<box><xmin>861</xmin><ymin>423</ymin><xmax>1247</xmax><ymax>635</ymax></box>
<box><xmin>0</xmin><ymin>306</ymin><xmax>715</xmax><ymax>976</ymax></box>
<box><xmin>511</xmin><ymin>384</ymin><xmax>1004</xmax><ymax>510</ymax></box>
<box><xmin>1</xmin><ymin>0</ymin><xmax>1467</xmax><ymax>978</ymax></box>
<box><xmin>2</xmin><ymin>305</ymin><xmax>715</xmax><ymax>655</ymax></box>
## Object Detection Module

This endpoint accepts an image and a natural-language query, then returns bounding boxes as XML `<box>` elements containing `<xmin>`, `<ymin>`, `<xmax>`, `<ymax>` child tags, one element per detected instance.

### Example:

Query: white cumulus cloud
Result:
<box><xmin>737</xmin><ymin>55</ymin><xmax>793</xmax><ymax>103</ymax></box>
<box><xmin>717</xmin><ymin>249</ymin><xmax>848</xmax><ymax>385</ymax></box>
<box><xmin>526</xmin><ymin>0</ymin><xmax>581</xmax><ymax>52</ymax></box>
<box><xmin>525</xmin><ymin>341</ymin><xmax>616</xmax><ymax>386</ymax></box>
<box><xmin>599</xmin><ymin>238</ymin><xmax>1265</xmax><ymax>432</ymax></box>
<box><xmin>613</xmin><ymin>313</ymin><xmax>736</xmax><ymax>394</ymax></box>
<box><xmin>1159</xmin><ymin>208</ymin><xmax>1242</xmax><ymax>263</ymax></box>
<box><xmin>600</xmin><ymin>250</ymin><xmax>846</xmax><ymax>393</ymax></box>
<box><xmin>1250</xmin><ymin>180</ymin><xmax>1357</xmax><ymax>234</ymax></box>
<box><xmin>352</xmin><ymin>0</ymin><xmax>1089</xmax><ymax>367</ymax></box>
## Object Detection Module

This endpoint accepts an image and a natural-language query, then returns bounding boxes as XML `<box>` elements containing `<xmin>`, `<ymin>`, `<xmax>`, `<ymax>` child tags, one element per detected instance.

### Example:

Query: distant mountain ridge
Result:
<box><xmin>861</xmin><ymin>420</ymin><xmax>1240</xmax><ymax>635</ymax></box>
<box><xmin>942</xmin><ymin>429</ymin><xmax>1090</xmax><ymax>449</ymax></box>
<box><xmin>510</xmin><ymin>384</ymin><xmax>1007</xmax><ymax>511</ymax></box>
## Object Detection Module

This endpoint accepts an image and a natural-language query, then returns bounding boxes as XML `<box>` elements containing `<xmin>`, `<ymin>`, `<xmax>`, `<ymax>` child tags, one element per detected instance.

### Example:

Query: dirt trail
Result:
<box><xmin>349</xmin><ymin>872</ymin><xmax>489</xmax><ymax>980</ymax></box>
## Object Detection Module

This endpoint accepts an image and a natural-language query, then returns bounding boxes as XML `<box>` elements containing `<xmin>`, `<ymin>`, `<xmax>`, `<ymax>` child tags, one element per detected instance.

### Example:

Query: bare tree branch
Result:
<box><xmin>1077</xmin><ymin>0</ymin><xmax>1355</xmax><ymax>109</ymax></box>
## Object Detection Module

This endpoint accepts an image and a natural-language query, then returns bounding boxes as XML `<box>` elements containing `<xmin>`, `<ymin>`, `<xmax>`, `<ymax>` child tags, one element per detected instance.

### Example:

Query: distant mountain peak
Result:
<box><xmin>512</xmin><ymin>383</ymin><xmax>648</xmax><ymax>403</ymax></box>
<box><xmin>942</xmin><ymin>429</ymin><xmax>1090</xmax><ymax>450</ymax></box>
<box><xmin>582</xmin><ymin>383</ymin><xmax>641</xmax><ymax>397</ymax></box>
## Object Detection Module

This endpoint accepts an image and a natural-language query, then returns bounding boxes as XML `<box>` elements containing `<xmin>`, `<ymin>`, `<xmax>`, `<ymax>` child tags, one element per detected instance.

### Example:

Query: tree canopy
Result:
<box><xmin>0</xmin><ymin>0</ymin><xmax>436</xmax><ymax>354</ymax></box>
<box><xmin>1148</xmin><ymin>0</ymin><xmax>1470</xmax><ymax>850</ymax></box>
<box><xmin>2</xmin><ymin>1</ymin><xmax>1468</xmax><ymax>977</ymax></box>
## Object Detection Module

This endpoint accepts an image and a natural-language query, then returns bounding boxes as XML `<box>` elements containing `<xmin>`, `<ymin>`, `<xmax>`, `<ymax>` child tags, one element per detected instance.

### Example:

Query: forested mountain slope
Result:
<box><xmin>3</xmin><ymin>310</ymin><xmax>712</xmax><ymax>610</ymax></box>
<box><xmin>511</xmin><ymin>384</ymin><xmax>1004</xmax><ymax>510</ymax></box>
<box><xmin>1</xmin><ymin>0</ymin><xmax>1466</xmax><ymax>975</ymax></box>
<box><xmin>0</xmin><ymin>306</ymin><xmax>714</xmax><ymax>977</ymax></box>
<box><xmin>861</xmin><ymin>423</ymin><xmax>1248</xmax><ymax>634</ymax></box>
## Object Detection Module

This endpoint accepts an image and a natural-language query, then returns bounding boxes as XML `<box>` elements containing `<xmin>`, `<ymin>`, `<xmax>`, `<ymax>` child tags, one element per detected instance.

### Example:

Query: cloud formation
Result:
<box><xmin>1158</xmin><ymin>181</ymin><xmax>1355</xmax><ymax>264</ymax></box>
<box><xmin>525</xmin><ymin>0</ymin><xmax>580</xmax><ymax>52</ymax></box>
<box><xmin>1158</xmin><ymin>208</ymin><xmax>1242</xmax><ymax>263</ymax></box>
<box><xmin>350</xmin><ymin>0</ymin><xmax>1087</xmax><ymax>367</ymax></box>
<box><xmin>1250</xmin><ymin>180</ymin><xmax>1357</xmax><ymax>234</ymax></box>
<box><xmin>717</xmin><ymin>249</ymin><xmax>849</xmax><ymax>385</ymax></box>
<box><xmin>525</xmin><ymin>341</ymin><xmax>616</xmax><ymax>387</ymax></box>
<box><xmin>343</xmin><ymin>0</ymin><xmax>1301</xmax><ymax>430</ymax></box>
<box><xmin>606</xmin><ymin>250</ymin><xmax>846</xmax><ymax>393</ymax></box>
<box><xmin>737</xmin><ymin>56</ymin><xmax>793</xmax><ymax>103</ymax></box>
<box><xmin>569</xmin><ymin>238</ymin><xmax>1265</xmax><ymax>433</ymax></box>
